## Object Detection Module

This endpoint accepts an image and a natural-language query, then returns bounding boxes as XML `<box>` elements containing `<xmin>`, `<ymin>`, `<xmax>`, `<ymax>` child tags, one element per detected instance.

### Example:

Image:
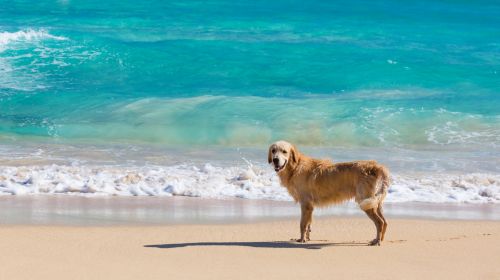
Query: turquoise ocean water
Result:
<box><xmin>0</xmin><ymin>0</ymin><xmax>499</xmax><ymax>202</ymax></box>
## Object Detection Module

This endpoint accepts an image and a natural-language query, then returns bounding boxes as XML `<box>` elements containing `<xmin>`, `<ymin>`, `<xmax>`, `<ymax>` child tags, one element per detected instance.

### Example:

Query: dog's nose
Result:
<box><xmin>273</xmin><ymin>158</ymin><xmax>280</xmax><ymax>165</ymax></box>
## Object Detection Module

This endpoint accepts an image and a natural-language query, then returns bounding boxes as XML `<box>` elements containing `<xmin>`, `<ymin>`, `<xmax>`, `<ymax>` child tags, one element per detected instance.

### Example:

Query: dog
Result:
<box><xmin>268</xmin><ymin>140</ymin><xmax>390</xmax><ymax>246</ymax></box>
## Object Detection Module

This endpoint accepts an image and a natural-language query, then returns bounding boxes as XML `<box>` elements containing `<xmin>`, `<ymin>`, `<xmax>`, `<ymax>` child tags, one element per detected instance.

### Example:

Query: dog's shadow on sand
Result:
<box><xmin>144</xmin><ymin>241</ymin><xmax>367</xmax><ymax>250</ymax></box>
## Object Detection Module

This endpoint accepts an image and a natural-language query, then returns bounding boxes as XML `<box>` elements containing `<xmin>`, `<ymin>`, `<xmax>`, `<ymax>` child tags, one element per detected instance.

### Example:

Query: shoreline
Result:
<box><xmin>1</xmin><ymin>142</ymin><xmax>499</xmax><ymax>203</ymax></box>
<box><xmin>1</xmin><ymin>196</ymin><xmax>499</xmax><ymax>226</ymax></box>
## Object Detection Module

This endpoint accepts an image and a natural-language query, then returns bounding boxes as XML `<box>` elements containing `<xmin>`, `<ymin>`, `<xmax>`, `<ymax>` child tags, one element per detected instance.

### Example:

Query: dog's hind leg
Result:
<box><xmin>306</xmin><ymin>224</ymin><xmax>312</xmax><ymax>241</ymax></box>
<box><xmin>377</xmin><ymin>204</ymin><xmax>388</xmax><ymax>241</ymax></box>
<box><xmin>297</xmin><ymin>202</ymin><xmax>314</xmax><ymax>243</ymax></box>
<box><xmin>364</xmin><ymin>208</ymin><xmax>384</xmax><ymax>246</ymax></box>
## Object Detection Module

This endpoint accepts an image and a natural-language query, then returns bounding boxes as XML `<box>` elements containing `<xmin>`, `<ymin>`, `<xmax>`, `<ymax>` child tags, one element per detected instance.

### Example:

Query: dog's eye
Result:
<box><xmin>283</xmin><ymin>150</ymin><xmax>287</xmax><ymax>154</ymax></box>
<box><xmin>271</xmin><ymin>149</ymin><xmax>276</xmax><ymax>153</ymax></box>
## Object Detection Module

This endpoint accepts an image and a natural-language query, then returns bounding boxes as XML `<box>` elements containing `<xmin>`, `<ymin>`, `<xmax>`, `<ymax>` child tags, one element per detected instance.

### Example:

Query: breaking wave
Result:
<box><xmin>0</xmin><ymin>29</ymin><xmax>67</xmax><ymax>49</ymax></box>
<box><xmin>0</xmin><ymin>164</ymin><xmax>498</xmax><ymax>203</ymax></box>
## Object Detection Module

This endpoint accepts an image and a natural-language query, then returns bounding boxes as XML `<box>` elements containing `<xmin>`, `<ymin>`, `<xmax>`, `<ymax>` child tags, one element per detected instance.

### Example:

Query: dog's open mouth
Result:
<box><xmin>274</xmin><ymin>160</ymin><xmax>287</xmax><ymax>172</ymax></box>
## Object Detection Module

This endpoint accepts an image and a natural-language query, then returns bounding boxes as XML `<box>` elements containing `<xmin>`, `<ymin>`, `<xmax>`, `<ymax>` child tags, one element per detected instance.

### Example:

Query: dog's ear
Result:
<box><xmin>267</xmin><ymin>146</ymin><xmax>272</xmax><ymax>164</ymax></box>
<box><xmin>290</xmin><ymin>145</ymin><xmax>299</xmax><ymax>164</ymax></box>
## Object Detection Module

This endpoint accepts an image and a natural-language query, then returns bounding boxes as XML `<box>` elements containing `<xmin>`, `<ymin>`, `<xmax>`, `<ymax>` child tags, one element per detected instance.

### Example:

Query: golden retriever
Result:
<box><xmin>268</xmin><ymin>140</ymin><xmax>390</xmax><ymax>246</ymax></box>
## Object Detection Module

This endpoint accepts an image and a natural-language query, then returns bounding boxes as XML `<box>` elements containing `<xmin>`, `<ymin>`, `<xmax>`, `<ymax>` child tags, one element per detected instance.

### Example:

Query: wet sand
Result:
<box><xmin>0</xmin><ymin>196</ymin><xmax>499</xmax><ymax>226</ymax></box>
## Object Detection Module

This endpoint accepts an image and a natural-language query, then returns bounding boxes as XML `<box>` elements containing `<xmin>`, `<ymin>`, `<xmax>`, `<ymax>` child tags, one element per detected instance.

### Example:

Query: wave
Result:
<box><xmin>0</xmin><ymin>29</ymin><xmax>67</xmax><ymax>92</ymax></box>
<box><xmin>0</xmin><ymin>28</ymin><xmax>67</xmax><ymax>50</ymax></box>
<box><xmin>359</xmin><ymin>106</ymin><xmax>500</xmax><ymax>148</ymax></box>
<box><xmin>0</xmin><ymin>28</ymin><xmax>101</xmax><ymax>92</ymax></box>
<box><xmin>2</xmin><ymin>94</ymin><xmax>498</xmax><ymax>148</ymax></box>
<box><xmin>86</xmin><ymin>96</ymin><xmax>500</xmax><ymax>148</ymax></box>
<box><xmin>0</xmin><ymin>164</ymin><xmax>498</xmax><ymax>203</ymax></box>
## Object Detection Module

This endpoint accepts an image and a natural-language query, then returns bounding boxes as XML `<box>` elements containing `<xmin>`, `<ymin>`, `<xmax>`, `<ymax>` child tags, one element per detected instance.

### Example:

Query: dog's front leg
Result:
<box><xmin>297</xmin><ymin>202</ymin><xmax>314</xmax><ymax>243</ymax></box>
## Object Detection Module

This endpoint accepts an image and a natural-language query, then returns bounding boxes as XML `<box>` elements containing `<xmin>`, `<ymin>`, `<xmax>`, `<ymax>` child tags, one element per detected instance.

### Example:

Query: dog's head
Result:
<box><xmin>268</xmin><ymin>140</ymin><xmax>299</xmax><ymax>173</ymax></box>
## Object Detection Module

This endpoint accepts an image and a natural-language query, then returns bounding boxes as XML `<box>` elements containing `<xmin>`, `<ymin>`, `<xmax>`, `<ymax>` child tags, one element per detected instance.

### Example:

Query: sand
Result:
<box><xmin>1</xmin><ymin>217</ymin><xmax>499</xmax><ymax>280</ymax></box>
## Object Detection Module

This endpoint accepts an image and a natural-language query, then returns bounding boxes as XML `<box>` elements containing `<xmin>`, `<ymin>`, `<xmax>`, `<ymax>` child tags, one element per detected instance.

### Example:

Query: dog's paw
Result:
<box><xmin>292</xmin><ymin>238</ymin><xmax>306</xmax><ymax>243</ymax></box>
<box><xmin>368</xmin><ymin>239</ymin><xmax>381</xmax><ymax>246</ymax></box>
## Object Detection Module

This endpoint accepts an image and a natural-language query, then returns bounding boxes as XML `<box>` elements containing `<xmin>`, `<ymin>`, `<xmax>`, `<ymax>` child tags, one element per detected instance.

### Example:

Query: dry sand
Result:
<box><xmin>1</xmin><ymin>217</ymin><xmax>499</xmax><ymax>280</ymax></box>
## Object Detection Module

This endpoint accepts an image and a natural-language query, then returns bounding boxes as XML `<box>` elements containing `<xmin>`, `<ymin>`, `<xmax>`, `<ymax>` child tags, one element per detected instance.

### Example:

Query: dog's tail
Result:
<box><xmin>376</xmin><ymin>165</ymin><xmax>390</xmax><ymax>203</ymax></box>
<box><xmin>359</xmin><ymin>164</ymin><xmax>391</xmax><ymax>211</ymax></box>
<box><xmin>379</xmin><ymin>165</ymin><xmax>391</xmax><ymax>193</ymax></box>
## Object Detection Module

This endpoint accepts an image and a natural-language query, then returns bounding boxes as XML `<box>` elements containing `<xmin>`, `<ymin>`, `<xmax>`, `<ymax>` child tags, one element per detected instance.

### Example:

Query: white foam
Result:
<box><xmin>0</xmin><ymin>164</ymin><xmax>498</xmax><ymax>203</ymax></box>
<box><xmin>389</xmin><ymin>173</ymin><xmax>500</xmax><ymax>203</ymax></box>
<box><xmin>0</xmin><ymin>29</ymin><xmax>67</xmax><ymax>49</ymax></box>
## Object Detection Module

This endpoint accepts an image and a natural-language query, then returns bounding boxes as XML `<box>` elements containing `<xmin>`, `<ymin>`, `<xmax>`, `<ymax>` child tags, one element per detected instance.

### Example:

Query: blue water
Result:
<box><xmin>0</xmin><ymin>0</ymin><xmax>499</xmax><ymax>148</ymax></box>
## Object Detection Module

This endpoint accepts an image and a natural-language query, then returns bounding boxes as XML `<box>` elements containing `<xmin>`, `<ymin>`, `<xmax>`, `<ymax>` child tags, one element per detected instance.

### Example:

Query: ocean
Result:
<box><xmin>0</xmin><ymin>0</ymin><xmax>499</xmax><ymax>203</ymax></box>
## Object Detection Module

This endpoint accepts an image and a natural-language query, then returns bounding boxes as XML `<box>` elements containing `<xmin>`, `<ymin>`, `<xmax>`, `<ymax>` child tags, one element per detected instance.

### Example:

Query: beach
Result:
<box><xmin>1</xmin><ymin>215</ymin><xmax>499</xmax><ymax>280</ymax></box>
<box><xmin>0</xmin><ymin>196</ymin><xmax>499</xmax><ymax>279</ymax></box>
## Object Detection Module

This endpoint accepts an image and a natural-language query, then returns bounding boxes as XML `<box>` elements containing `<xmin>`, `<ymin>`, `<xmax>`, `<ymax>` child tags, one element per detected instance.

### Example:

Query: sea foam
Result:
<box><xmin>0</xmin><ymin>29</ymin><xmax>67</xmax><ymax>50</ymax></box>
<box><xmin>0</xmin><ymin>164</ymin><xmax>498</xmax><ymax>203</ymax></box>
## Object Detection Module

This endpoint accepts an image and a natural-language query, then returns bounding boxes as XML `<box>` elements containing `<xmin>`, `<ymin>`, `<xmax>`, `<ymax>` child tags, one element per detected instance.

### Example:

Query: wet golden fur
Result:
<box><xmin>268</xmin><ymin>141</ymin><xmax>390</xmax><ymax>245</ymax></box>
